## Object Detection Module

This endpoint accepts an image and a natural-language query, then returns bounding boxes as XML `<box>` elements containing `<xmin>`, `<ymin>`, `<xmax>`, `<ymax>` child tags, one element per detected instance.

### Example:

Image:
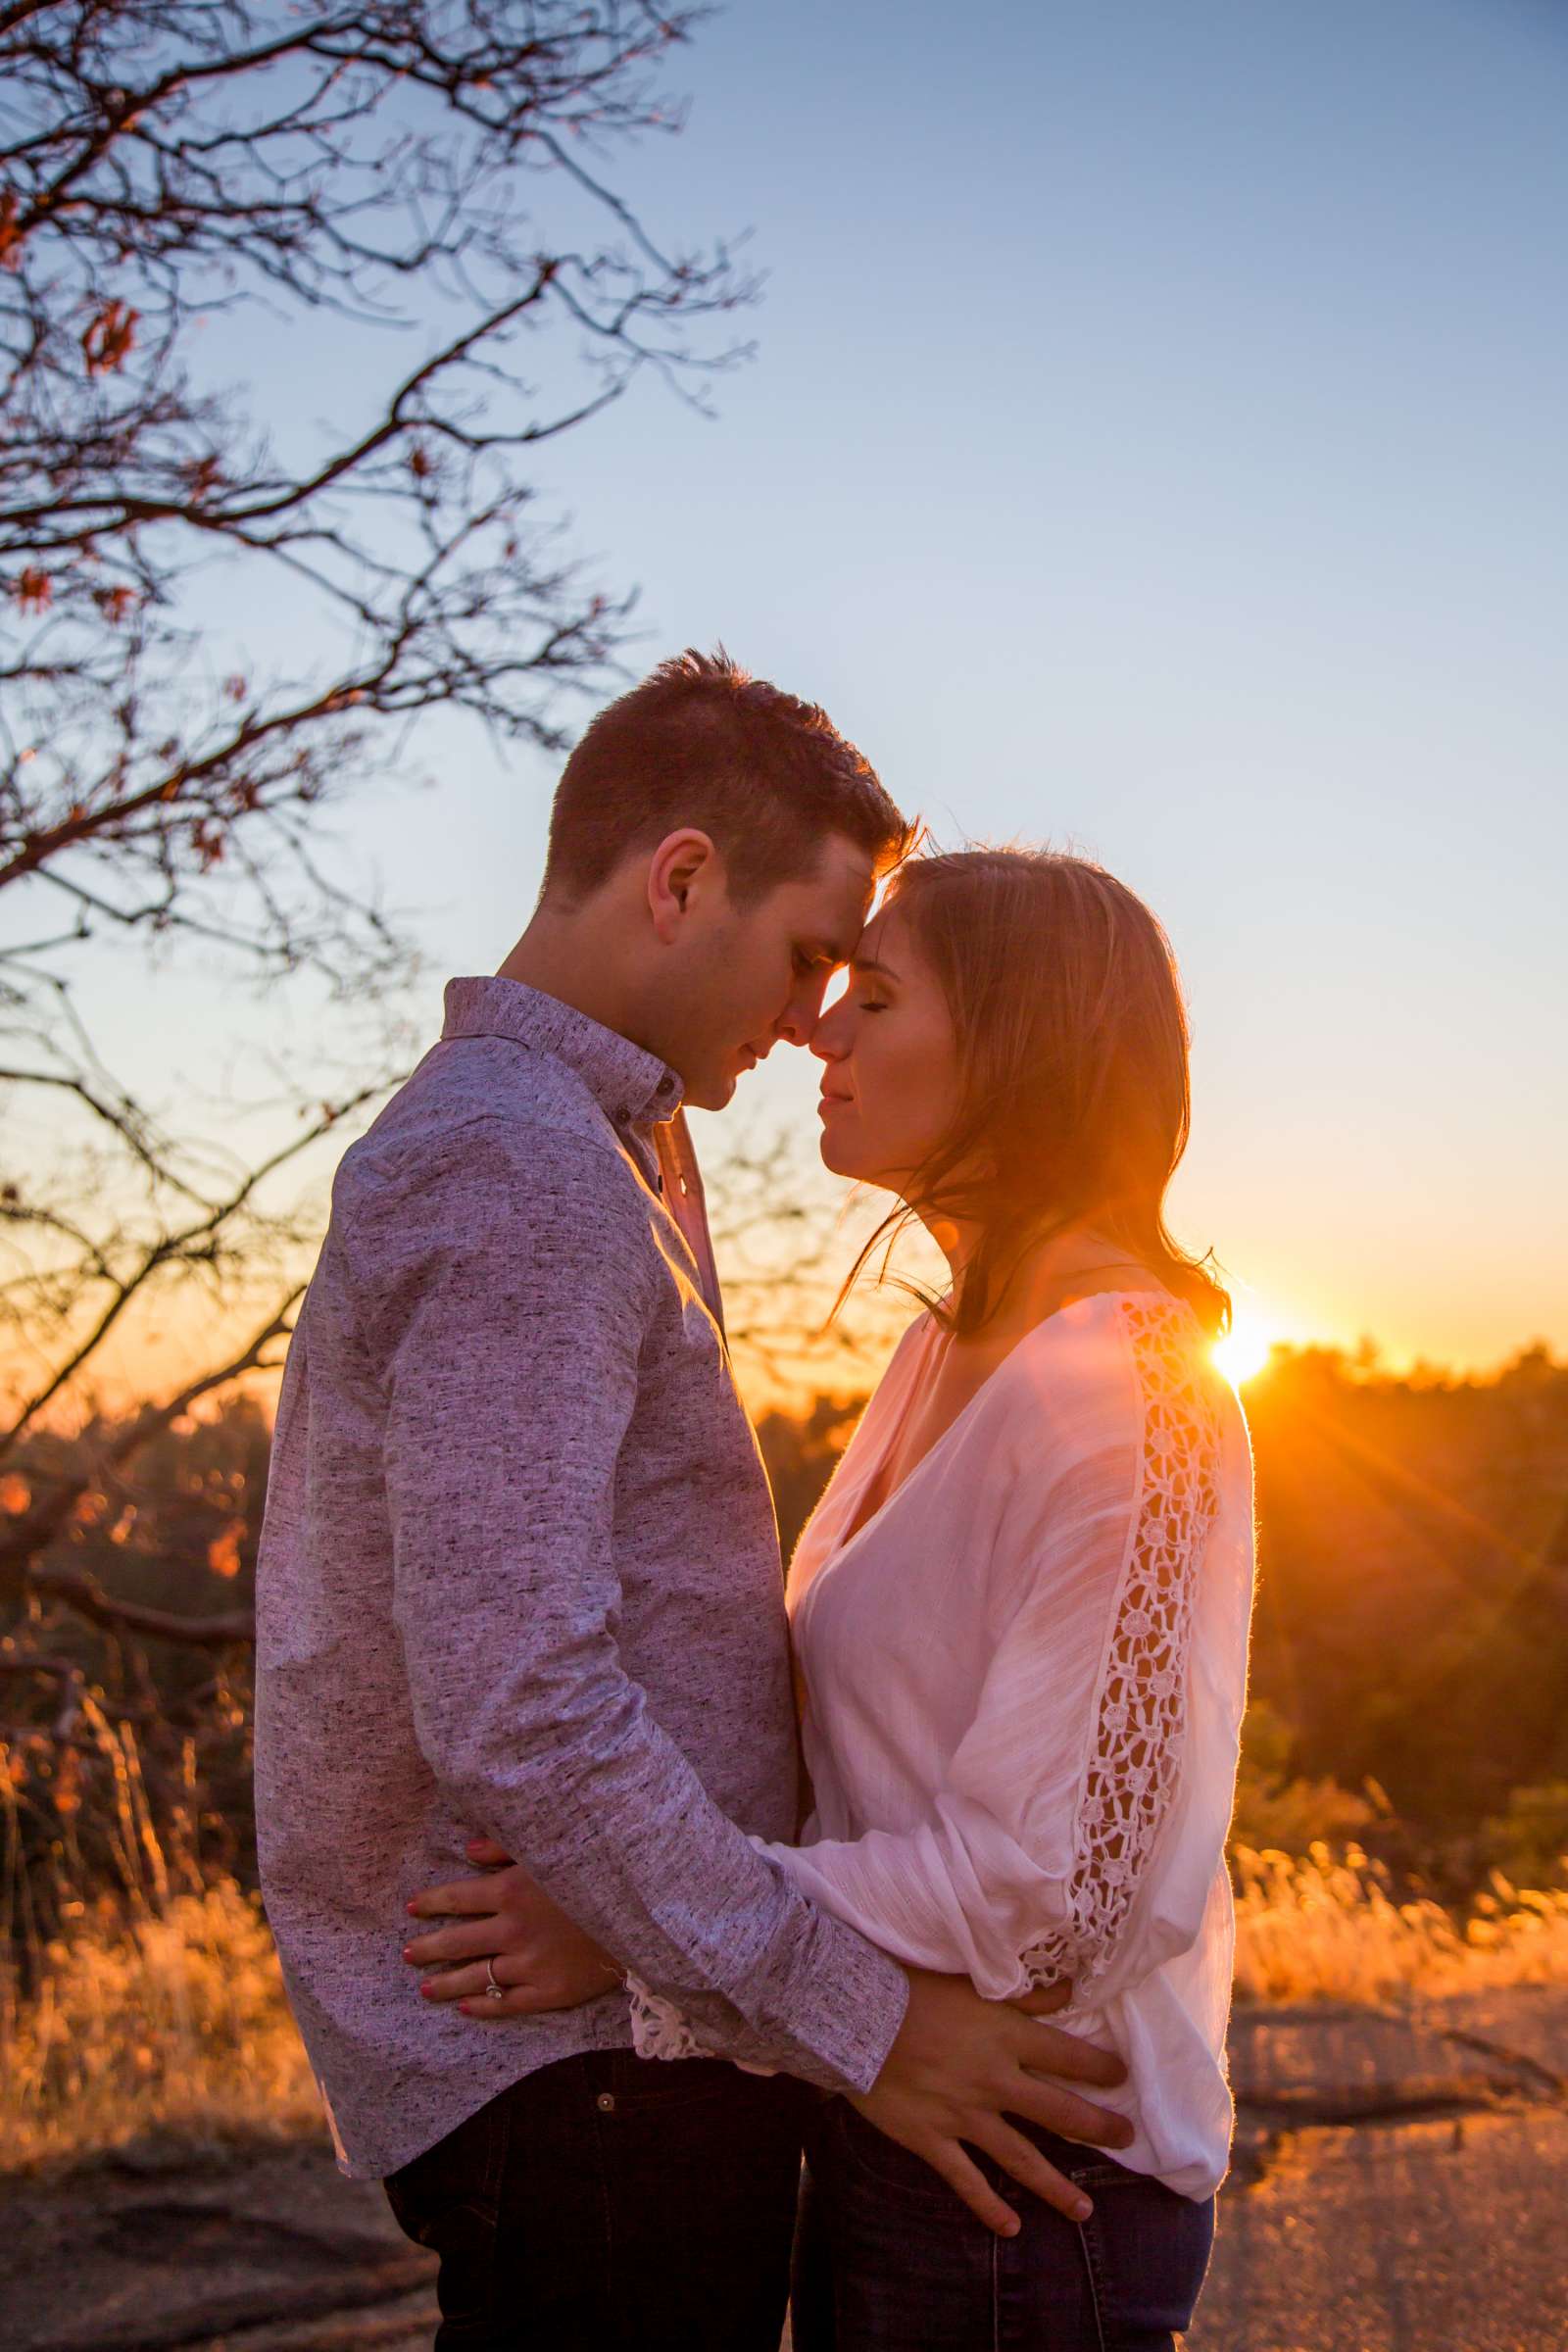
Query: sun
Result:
<box><xmin>1211</xmin><ymin>1309</ymin><xmax>1275</xmax><ymax>1390</ymax></box>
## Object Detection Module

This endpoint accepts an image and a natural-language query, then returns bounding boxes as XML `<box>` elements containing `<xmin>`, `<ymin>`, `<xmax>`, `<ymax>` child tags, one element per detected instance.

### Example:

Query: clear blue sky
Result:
<box><xmin>72</xmin><ymin>0</ymin><xmax>1568</xmax><ymax>1378</ymax></box>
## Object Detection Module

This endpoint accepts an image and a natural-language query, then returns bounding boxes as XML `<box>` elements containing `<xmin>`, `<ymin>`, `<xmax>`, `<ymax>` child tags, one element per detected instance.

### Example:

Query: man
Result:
<box><xmin>254</xmin><ymin>651</ymin><xmax>1128</xmax><ymax>2351</ymax></box>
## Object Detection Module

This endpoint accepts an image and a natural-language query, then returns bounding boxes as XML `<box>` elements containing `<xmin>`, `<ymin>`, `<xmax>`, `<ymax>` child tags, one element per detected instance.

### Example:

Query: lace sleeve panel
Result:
<box><xmin>624</xmin><ymin>1974</ymin><xmax>711</xmax><ymax>2062</ymax></box>
<box><xmin>1020</xmin><ymin>1298</ymin><xmax>1224</xmax><ymax>1994</ymax></box>
<box><xmin>624</xmin><ymin>1974</ymin><xmax>780</xmax><ymax>2076</ymax></box>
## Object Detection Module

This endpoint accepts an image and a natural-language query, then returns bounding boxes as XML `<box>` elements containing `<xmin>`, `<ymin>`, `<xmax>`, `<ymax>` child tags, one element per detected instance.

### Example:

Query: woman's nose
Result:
<box><xmin>809</xmin><ymin>998</ymin><xmax>852</xmax><ymax>1061</ymax></box>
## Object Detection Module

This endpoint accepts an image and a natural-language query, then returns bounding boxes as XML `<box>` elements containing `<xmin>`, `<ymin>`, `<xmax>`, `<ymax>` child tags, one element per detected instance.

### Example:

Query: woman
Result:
<box><xmin>413</xmin><ymin>849</ymin><xmax>1255</xmax><ymax>2350</ymax></box>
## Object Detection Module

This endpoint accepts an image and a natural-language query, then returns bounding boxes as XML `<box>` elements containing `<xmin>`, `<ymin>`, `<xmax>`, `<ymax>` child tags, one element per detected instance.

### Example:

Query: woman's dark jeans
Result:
<box><xmin>383</xmin><ymin>2047</ymin><xmax>810</xmax><ymax>2351</ymax></box>
<box><xmin>792</xmin><ymin>2096</ymin><xmax>1215</xmax><ymax>2352</ymax></box>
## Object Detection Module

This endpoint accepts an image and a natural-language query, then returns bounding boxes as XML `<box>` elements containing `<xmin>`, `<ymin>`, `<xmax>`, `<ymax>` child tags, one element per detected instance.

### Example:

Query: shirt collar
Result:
<box><xmin>441</xmin><ymin>977</ymin><xmax>684</xmax><ymax>1131</ymax></box>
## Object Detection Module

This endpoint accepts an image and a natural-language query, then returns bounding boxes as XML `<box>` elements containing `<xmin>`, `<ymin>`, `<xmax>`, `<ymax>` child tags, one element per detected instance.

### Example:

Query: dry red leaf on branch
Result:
<box><xmin>81</xmin><ymin>299</ymin><xmax>139</xmax><ymax>376</ymax></box>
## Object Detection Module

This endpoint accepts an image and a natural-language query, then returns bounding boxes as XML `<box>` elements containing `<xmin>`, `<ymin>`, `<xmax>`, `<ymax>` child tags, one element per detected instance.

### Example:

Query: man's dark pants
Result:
<box><xmin>384</xmin><ymin>2048</ymin><xmax>813</xmax><ymax>2350</ymax></box>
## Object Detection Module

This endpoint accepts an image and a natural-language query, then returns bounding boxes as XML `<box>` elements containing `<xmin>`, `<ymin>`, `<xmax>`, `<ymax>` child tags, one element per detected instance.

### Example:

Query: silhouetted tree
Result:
<box><xmin>1</xmin><ymin>0</ymin><xmax>750</xmax><ymax>1860</ymax></box>
<box><xmin>1241</xmin><ymin>1345</ymin><xmax>1568</xmax><ymax>1845</ymax></box>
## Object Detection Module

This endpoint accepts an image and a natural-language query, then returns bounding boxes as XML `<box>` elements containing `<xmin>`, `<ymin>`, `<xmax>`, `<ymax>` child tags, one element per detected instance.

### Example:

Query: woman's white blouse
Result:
<box><xmin>630</xmin><ymin>1290</ymin><xmax>1256</xmax><ymax>2201</ymax></box>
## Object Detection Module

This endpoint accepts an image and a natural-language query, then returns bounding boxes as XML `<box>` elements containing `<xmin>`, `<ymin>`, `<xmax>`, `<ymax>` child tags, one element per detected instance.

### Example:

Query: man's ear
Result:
<box><xmin>647</xmin><ymin>828</ymin><xmax>720</xmax><ymax>944</ymax></box>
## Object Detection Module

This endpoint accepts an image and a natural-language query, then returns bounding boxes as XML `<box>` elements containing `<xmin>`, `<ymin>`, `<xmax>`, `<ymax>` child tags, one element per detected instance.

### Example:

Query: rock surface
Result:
<box><xmin>1190</xmin><ymin>1988</ymin><xmax>1568</xmax><ymax>2352</ymax></box>
<box><xmin>3</xmin><ymin>1989</ymin><xmax>1563</xmax><ymax>2352</ymax></box>
<box><xmin>0</xmin><ymin>2140</ymin><xmax>437</xmax><ymax>2352</ymax></box>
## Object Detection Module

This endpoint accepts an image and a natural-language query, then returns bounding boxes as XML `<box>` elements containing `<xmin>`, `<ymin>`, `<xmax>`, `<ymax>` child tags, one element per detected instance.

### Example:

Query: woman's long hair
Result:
<box><xmin>836</xmin><ymin>847</ymin><xmax>1230</xmax><ymax>1340</ymax></box>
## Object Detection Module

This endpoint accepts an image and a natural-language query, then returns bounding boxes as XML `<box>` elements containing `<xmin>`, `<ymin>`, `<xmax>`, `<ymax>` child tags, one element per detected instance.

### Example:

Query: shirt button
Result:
<box><xmin>596</xmin><ymin>2091</ymin><xmax>616</xmax><ymax>2113</ymax></box>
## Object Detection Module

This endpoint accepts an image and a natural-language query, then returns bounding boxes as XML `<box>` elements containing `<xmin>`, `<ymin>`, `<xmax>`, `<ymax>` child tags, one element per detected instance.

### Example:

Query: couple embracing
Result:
<box><xmin>254</xmin><ymin>649</ymin><xmax>1255</xmax><ymax>2352</ymax></box>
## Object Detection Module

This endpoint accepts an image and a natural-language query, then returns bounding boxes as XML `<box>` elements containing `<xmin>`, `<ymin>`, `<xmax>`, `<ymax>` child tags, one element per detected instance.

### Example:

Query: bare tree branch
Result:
<box><xmin>17</xmin><ymin>1564</ymin><xmax>253</xmax><ymax>1649</ymax></box>
<box><xmin>0</xmin><ymin>1</ymin><xmax>756</xmax><ymax>1936</ymax></box>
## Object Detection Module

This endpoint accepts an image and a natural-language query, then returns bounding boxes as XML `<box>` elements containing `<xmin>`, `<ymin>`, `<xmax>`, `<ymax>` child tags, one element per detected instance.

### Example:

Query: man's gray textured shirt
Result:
<box><xmin>253</xmin><ymin>977</ymin><xmax>908</xmax><ymax>2178</ymax></box>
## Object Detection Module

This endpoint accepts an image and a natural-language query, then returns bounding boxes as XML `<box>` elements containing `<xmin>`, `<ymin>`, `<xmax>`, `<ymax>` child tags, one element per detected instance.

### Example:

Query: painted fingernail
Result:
<box><xmin>406</xmin><ymin>1899</ymin><xmax>420</xmax><ymax>1916</ymax></box>
<box><xmin>401</xmin><ymin>1945</ymin><xmax>414</xmax><ymax>1961</ymax></box>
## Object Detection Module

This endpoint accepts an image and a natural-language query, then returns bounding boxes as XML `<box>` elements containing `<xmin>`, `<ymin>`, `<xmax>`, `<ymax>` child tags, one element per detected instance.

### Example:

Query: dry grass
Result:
<box><xmin>2</xmin><ymin>1699</ymin><xmax>324</xmax><ymax>2173</ymax></box>
<box><xmin>1</xmin><ymin>1878</ymin><xmax>321</xmax><ymax>2172</ymax></box>
<box><xmin>1232</xmin><ymin>1841</ymin><xmax>1568</xmax><ymax>2004</ymax></box>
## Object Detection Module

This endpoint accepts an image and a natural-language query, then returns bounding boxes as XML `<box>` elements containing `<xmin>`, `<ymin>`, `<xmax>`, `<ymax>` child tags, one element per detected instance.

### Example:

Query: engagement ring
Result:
<box><xmin>483</xmin><ymin>1959</ymin><xmax>505</xmax><ymax>2001</ymax></box>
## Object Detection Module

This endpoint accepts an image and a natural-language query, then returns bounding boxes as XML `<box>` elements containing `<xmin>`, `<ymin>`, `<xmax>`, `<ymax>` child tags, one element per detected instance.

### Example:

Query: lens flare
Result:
<box><xmin>1212</xmin><ymin>1310</ymin><xmax>1274</xmax><ymax>1390</ymax></box>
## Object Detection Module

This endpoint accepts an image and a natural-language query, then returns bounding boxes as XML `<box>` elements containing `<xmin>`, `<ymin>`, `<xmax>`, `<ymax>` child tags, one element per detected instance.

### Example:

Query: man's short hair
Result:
<box><xmin>542</xmin><ymin>647</ymin><xmax>913</xmax><ymax>907</ymax></box>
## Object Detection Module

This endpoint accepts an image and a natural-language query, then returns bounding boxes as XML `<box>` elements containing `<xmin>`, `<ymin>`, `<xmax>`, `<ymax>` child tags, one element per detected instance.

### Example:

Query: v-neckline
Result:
<box><xmin>834</xmin><ymin>1315</ymin><xmax>948</xmax><ymax>1551</ymax></box>
<box><xmin>826</xmin><ymin>1284</ymin><xmax>1181</xmax><ymax>1567</ymax></box>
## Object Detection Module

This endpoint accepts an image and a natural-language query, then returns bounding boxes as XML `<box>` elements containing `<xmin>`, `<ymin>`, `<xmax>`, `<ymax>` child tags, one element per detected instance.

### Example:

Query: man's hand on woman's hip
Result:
<box><xmin>852</xmin><ymin>1967</ymin><xmax>1132</xmax><ymax>2236</ymax></box>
